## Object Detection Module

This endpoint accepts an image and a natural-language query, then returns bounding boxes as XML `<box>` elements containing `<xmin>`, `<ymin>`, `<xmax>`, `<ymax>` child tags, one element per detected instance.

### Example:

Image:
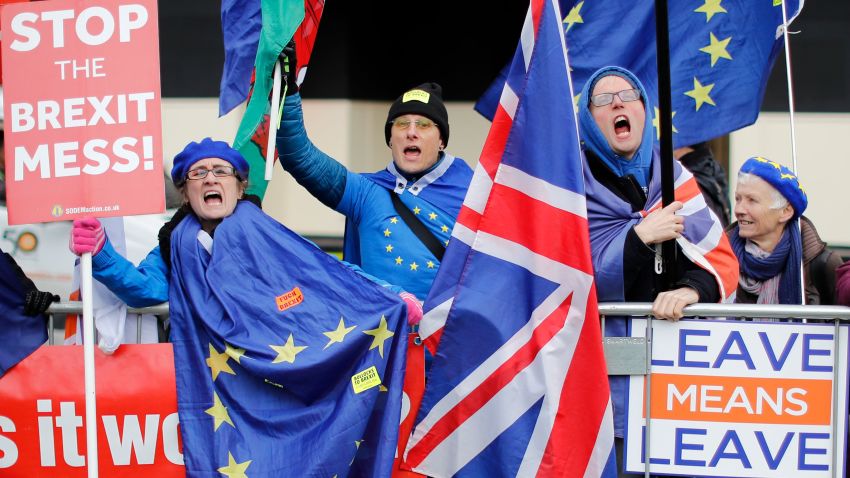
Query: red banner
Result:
<box><xmin>0</xmin><ymin>344</ymin><xmax>183</xmax><ymax>477</ymax></box>
<box><xmin>1</xmin><ymin>0</ymin><xmax>164</xmax><ymax>225</ymax></box>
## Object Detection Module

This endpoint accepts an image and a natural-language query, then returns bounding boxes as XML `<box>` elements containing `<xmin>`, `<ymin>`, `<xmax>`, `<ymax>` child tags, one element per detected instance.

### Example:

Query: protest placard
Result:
<box><xmin>626</xmin><ymin>319</ymin><xmax>848</xmax><ymax>477</ymax></box>
<box><xmin>1</xmin><ymin>0</ymin><xmax>163</xmax><ymax>224</ymax></box>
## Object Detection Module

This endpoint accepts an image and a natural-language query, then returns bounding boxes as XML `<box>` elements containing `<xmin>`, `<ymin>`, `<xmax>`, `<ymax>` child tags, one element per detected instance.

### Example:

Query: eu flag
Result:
<box><xmin>168</xmin><ymin>202</ymin><xmax>408</xmax><ymax>477</ymax></box>
<box><xmin>477</xmin><ymin>0</ymin><xmax>803</xmax><ymax>147</ymax></box>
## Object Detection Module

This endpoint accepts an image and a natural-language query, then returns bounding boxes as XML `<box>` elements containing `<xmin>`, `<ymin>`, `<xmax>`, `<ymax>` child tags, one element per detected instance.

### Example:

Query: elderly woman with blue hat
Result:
<box><xmin>729</xmin><ymin>156</ymin><xmax>841</xmax><ymax>305</ymax></box>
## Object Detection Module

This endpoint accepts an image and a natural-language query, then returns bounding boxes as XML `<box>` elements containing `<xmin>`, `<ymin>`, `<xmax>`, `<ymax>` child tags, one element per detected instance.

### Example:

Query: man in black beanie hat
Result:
<box><xmin>274</xmin><ymin>46</ymin><xmax>472</xmax><ymax>301</ymax></box>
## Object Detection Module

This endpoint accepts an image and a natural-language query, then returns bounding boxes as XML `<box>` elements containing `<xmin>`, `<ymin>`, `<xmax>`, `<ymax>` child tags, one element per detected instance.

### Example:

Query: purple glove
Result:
<box><xmin>399</xmin><ymin>292</ymin><xmax>423</xmax><ymax>326</ymax></box>
<box><xmin>69</xmin><ymin>217</ymin><xmax>106</xmax><ymax>256</ymax></box>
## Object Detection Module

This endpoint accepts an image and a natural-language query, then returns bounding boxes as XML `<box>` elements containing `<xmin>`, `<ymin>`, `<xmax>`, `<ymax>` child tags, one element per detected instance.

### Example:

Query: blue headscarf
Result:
<box><xmin>578</xmin><ymin>66</ymin><xmax>655</xmax><ymax>189</ymax></box>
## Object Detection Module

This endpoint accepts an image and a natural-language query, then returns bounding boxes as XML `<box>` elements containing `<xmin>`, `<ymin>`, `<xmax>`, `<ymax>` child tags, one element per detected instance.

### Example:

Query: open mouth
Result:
<box><xmin>404</xmin><ymin>146</ymin><xmax>421</xmax><ymax>155</ymax></box>
<box><xmin>204</xmin><ymin>191</ymin><xmax>223</xmax><ymax>205</ymax></box>
<box><xmin>739</xmin><ymin>219</ymin><xmax>754</xmax><ymax>226</ymax></box>
<box><xmin>614</xmin><ymin>115</ymin><xmax>631</xmax><ymax>138</ymax></box>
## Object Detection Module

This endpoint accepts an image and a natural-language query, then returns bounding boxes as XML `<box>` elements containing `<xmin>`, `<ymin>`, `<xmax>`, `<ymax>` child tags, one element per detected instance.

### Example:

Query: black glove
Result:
<box><xmin>280</xmin><ymin>40</ymin><xmax>298</xmax><ymax>96</ymax></box>
<box><xmin>23</xmin><ymin>289</ymin><xmax>60</xmax><ymax>316</ymax></box>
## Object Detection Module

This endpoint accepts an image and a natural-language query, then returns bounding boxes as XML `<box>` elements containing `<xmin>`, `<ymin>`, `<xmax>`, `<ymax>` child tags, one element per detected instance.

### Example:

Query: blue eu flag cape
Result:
<box><xmin>0</xmin><ymin>252</ymin><xmax>46</xmax><ymax>378</ymax></box>
<box><xmin>476</xmin><ymin>0</ymin><xmax>803</xmax><ymax>147</ymax></box>
<box><xmin>169</xmin><ymin>202</ymin><xmax>408</xmax><ymax>477</ymax></box>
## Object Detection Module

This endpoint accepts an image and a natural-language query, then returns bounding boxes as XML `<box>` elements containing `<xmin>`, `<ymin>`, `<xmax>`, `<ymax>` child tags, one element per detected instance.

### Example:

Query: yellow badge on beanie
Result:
<box><xmin>402</xmin><ymin>89</ymin><xmax>430</xmax><ymax>104</ymax></box>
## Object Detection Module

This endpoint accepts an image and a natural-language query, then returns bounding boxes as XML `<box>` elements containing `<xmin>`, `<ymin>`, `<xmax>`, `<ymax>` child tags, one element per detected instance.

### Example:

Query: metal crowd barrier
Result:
<box><xmin>599</xmin><ymin>302</ymin><xmax>850</xmax><ymax>478</ymax></box>
<box><xmin>44</xmin><ymin>301</ymin><xmax>169</xmax><ymax>345</ymax></box>
<box><xmin>43</xmin><ymin>301</ymin><xmax>850</xmax><ymax>477</ymax></box>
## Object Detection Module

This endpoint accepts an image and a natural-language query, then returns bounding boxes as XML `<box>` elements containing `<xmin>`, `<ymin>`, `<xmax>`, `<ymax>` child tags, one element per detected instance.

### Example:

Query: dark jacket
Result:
<box><xmin>677</xmin><ymin>142</ymin><xmax>731</xmax><ymax>226</ymax></box>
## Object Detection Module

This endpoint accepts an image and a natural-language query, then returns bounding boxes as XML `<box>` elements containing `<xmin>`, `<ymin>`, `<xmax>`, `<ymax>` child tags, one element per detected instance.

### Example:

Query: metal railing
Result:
<box><xmin>43</xmin><ymin>300</ymin><xmax>850</xmax><ymax>477</ymax></box>
<box><xmin>599</xmin><ymin>302</ymin><xmax>850</xmax><ymax>478</ymax></box>
<box><xmin>45</xmin><ymin>302</ymin><xmax>169</xmax><ymax>345</ymax></box>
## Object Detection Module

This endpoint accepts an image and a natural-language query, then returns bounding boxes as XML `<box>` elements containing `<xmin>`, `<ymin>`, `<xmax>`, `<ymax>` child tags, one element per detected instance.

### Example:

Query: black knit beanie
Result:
<box><xmin>384</xmin><ymin>82</ymin><xmax>449</xmax><ymax>146</ymax></box>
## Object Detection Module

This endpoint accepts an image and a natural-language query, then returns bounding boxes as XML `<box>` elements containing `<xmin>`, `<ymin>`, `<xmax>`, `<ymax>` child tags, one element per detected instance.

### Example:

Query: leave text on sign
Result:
<box><xmin>652</xmin><ymin>329</ymin><xmax>834</xmax><ymax>372</ymax></box>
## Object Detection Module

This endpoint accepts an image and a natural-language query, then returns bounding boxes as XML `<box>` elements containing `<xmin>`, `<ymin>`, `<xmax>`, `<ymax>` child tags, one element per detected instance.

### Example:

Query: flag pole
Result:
<box><xmin>81</xmin><ymin>253</ymin><xmax>99</xmax><ymax>478</ymax></box>
<box><xmin>265</xmin><ymin>59</ymin><xmax>283</xmax><ymax>181</ymax></box>
<box><xmin>654</xmin><ymin>0</ymin><xmax>676</xmax><ymax>289</ymax></box>
<box><xmin>779</xmin><ymin>0</ymin><xmax>805</xmax><ymax>305</ymax></box>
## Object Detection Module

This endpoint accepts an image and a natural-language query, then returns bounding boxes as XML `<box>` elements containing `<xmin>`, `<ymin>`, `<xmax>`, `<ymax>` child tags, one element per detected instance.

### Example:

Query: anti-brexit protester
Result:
<box><xmin>577</xmin><ymin>66</ymin><xmax>738</xmax><ymax>476</ymax></box>
<box><xmin>67</xmin><ymin>137</ymin><xmax>419</xmax><ymax>474</ymax></box>
<box><xmin>68</xmin><ymin>138</ymin><xmax>422</xmax><ymax>321</ymax></box>
<box><xmin>274</xmin><ymin>43</ymin><xmax>473</xmax><ymax>302</ymax></box>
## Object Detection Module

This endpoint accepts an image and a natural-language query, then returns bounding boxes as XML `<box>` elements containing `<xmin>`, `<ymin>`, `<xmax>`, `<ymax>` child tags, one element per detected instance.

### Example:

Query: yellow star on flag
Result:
<box><xmin>444</xmin><ymin>240</ymin><xmax>449</xmax><ymax>246</ymax></box>
<box><xmin>270</xmin><ymin>333</ymin><xmax>307</xmax><ymax>364</ymax></box>
<box><xmin>205</xmin><ymin>391</ymin><xmax>235</xmax><ymax>431</ymax></box>
<box><xmin>652</xmin><ymin>107</ymin><xmax>678</xmax><ymax>141</ymax></box>
<box><xmin>440</xmin><ymin>225</ymin><xmax>449</xmax><ymax>233</ymax></box>
<box><xmin>395</xmin><ymin>256</ymin><xmax>403</xmax><ymax>265</ymax></box>
<box><xmin>684</xmin><ymin>77</ymin><xmax>717</xmax><ymax>111</ymax></box>
<box><xmin>427</xmin><ymin>260</ymin><xmax>435</xmax><ymax>269</ymax></box>
<box><xmin>363</xmin><ymin>315</ymin><xmax>395</xmax><ymax>358</ymax></box>
<box><xmin>225</xmin><ymin>343</ymin><xmax>246</xmax><ymax>364</ymax></box>
<box><xmin>563</xmin><ymin>1</ymin><xmax>584</xmax><ymax>32</ymax></box>
<box><xmin>700</xmin><ymin>32</ymin><xmax>732</xmax><ymax>67</ymax></box>
<box><xmin>390</xmin><ymin>217</ymin><xmax>398</xmax><ymax>224</ymax></box>
<box><xmin>218</xmin><ymin>452</ymin><xmax>251</xmax><ymax>478</ymax></box>
<box><xmin>413</xmin><ymin>206</ymin><xmax>421</xmax><ymax>215</ymax></box>
<box><xmin>428</xmin><ymin>212</ymin><xmax>437</xmax><ymax>220</ymax></box>
<box><xmin>323</xmin><ymin>317</ymin><xmax>356</xmax><ymax>349</ymax></box>
<box><xmin>695</xmin><ymin>0</ymin><xmax>727</xmax><ymax>22</ymax></box>
<box><xmin>383</xmin><ymin>228</ymin><xmax>391</xmax><ymax>237</ymax></box>
<box><xmin>385</xmin><ymin>244</ymin><xmax>394</xmax><ymax>253</ymax></box>
<box><xmin>410</xmin><ymin>262</ymin><xmax>419</xmax><ymax>271</ymax></box>
<box><xmin>206</xmin><ymin>343</ymin><xmax>236</xmax><ymax>381</ymax></box>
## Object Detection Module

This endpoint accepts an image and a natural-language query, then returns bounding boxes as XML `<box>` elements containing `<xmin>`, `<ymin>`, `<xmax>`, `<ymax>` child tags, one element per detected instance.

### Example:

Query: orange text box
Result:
<box><xmin>646</xmin><ymin>373</ymin><xmax>832</xmax><ymax>425</ymax></box>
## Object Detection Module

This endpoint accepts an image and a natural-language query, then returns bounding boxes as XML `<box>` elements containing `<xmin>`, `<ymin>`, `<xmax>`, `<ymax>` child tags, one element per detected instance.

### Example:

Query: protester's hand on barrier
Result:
<box><xmin>400</xmin><ymin>292</ymin><xmax>423</xmax><ymax>325</ymax></box>
<box><xmin>279</xmin><ymin>39</ymin><xmax>298</xmax><ymax>96</ymax></box>
<box><xmin>634</xmin><ymin>201</ymin><xmax>684</xmax><ymax>245</ymax></box>
<box><xmin>69</xmin><ymin>217</ymin><xmax>106</xmax><ymax>256</ymax></box>
<box><xmin>651</xmin><ymin>286</ymin><xmax>699</xmax><ymax>321</ymax></box>
<box><xmin>23</xmin><ymin>289</ymin><xmax>60</xmax><ymax>316</ymax></box>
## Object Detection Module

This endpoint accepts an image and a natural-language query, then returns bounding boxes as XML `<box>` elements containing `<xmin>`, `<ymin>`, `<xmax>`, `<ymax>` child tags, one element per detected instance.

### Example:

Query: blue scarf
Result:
<box><xmin>578</xmin><ymin>66</ymin><xmax>655</xmax><ymax>189</ymax></box>
<box><xmin>729</xmin><ymin>222</ymin><xmax>803</xmax><ymax>304</ymax></box>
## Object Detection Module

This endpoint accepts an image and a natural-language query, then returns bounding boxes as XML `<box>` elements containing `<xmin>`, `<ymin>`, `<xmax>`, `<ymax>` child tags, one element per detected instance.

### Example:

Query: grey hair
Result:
<box><xmin>737</xmin><ymin>172</ymin><xmax>788</xmax><ymax>209</ymax></box>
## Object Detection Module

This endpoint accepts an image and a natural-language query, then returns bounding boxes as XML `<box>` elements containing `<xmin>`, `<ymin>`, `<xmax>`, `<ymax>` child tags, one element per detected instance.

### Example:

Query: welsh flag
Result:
<box><xmin>225</xmin><ymin>0</ymin><xmax>326</xmax><ymax>198</ymax></box>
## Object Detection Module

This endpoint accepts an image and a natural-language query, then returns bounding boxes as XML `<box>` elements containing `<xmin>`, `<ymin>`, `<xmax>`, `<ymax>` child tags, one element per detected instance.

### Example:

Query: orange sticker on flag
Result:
<box><xmin>276</xmin><ymin>287</ymin><xmax>304</xmax><ymax>311</ymax></box>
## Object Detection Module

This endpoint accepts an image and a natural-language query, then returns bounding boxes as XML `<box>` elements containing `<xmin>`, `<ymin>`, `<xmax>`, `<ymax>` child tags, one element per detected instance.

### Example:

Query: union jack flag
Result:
<box><xmin>403</xmin><ymin>0</ymin><xmax>616</xmax><ymax>476</ymax></box>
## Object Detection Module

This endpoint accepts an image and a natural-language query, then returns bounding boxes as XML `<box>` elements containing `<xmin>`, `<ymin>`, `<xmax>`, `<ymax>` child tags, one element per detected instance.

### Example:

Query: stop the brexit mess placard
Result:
<box><xmin>1</xmin><ymin>0</ymin><xmax>164</xmax><ymax>224</ymax></box>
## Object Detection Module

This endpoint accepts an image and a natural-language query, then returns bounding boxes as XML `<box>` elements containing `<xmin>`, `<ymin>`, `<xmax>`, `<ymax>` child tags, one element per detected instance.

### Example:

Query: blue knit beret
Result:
<box><xmin>171</xmin><ymin>137</ymin><xmax>249</xmax><ymax>185</ymax></box>
<box><xmin>740</xmin><ymin>156</ymin><xmax>807</xmax><ymax>218</ymax></box>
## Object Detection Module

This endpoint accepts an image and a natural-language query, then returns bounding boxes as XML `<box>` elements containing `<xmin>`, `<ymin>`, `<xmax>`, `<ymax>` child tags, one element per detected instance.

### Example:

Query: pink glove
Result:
<box><xmin>399</xmin><ymin>292</ymin><xmax>423</xmax><ymax>326</ymax></box>
<box><xmin>69</xmin><ymin>217</ymin><xmax>106</xmax><ymax>256</ymax></box>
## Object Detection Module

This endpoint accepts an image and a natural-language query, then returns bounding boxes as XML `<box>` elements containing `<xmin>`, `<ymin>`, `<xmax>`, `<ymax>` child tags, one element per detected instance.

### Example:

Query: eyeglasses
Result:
<box><xmin>589</xmin><ymin>88</ymin><xmax>641</xmax><ymax>107</ymax></box>
<box><xmin>186</xmin><ymin>166</ymin><xmax>238</xmax><ymax>181</ymax></box>
<box><xmin>389</xmin><ymin>118</ymin><xmax>435</xmax><ymax>131</ymax></box>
